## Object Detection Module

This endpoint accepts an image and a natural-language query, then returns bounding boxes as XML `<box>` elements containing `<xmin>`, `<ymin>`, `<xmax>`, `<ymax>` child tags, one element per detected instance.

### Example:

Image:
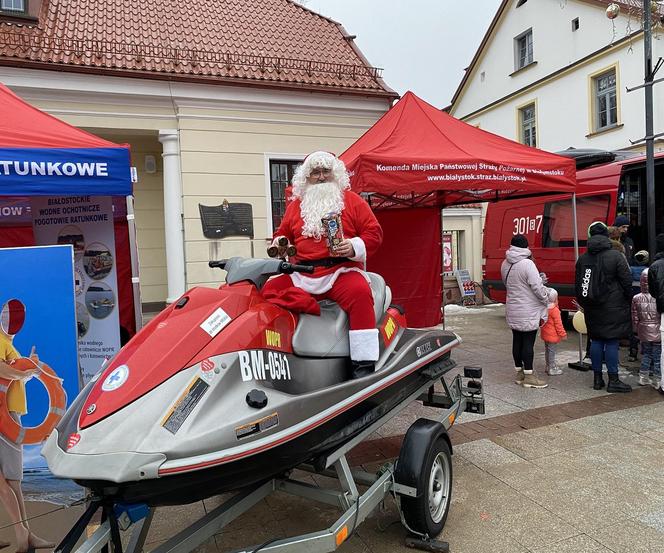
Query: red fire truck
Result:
<box><xmin>483</xmin><ymin>149</ymin><xmax>664</xmax><ymax>314</ymax></box>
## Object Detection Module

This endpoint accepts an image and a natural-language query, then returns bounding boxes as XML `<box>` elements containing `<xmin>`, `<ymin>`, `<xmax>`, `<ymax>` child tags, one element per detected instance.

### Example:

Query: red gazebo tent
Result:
<box><xmin>340</xmin><ymin>92</ymin><xmax>577</xmax><ymax>327</ymax></box>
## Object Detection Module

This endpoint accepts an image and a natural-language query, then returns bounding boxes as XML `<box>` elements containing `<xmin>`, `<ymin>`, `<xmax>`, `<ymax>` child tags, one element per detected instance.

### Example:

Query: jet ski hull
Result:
<box><xmin>73</xmin><ymin>347</ymin><xmax>456</xmax><ymax>506</ymax></box>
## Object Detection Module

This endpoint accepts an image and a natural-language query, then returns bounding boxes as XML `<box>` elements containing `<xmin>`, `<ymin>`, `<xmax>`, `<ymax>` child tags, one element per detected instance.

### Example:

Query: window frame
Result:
<box><xmin>516</xmin><ymin>100</ymin><xmax>538</xmax><ymax>148</ymax></box>
<box><xmin>588</xmin><ymin>64</ymin><xmax>620</xmax><ymax>134</ymax></box>
<box><xmin>0</xmin><ymin>0</ymin><xmax>27</xmax><ymax>14</ymax></box>
<box><xmin>542</xmin><ymin>194</ymin><xmax>611</xmax><ymax>248</ymax></box>
<box><xmin>514</xmin><ymin>29</ymin><xmax>534</xmax><ymax>71</ymax></box>
<box><xmin>264</xmin><ymin>154</ymin><xmax>305</xmax><ymax>236</ymax></box>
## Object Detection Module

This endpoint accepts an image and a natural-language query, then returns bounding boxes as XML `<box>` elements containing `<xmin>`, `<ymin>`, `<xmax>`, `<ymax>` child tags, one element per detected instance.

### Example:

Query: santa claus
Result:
<box><xmin>263</xmin><ymin>151</ymin><xmax>383</xmax><ymax>379</ymax></box>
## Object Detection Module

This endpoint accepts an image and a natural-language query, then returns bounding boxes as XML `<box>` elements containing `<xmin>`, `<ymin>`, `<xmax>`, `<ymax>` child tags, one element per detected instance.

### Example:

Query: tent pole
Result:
<box><xmin>126</xmin><ymin>195</ymin><xmax>144</xmax><ymax>331</ymax></box>
<box><xmin>441</xmin><ymin>209</ymin><xmax>445</xmax><ymax>330</ymax></box>
<box><xmin>570</xmin><ymin>193</ymin><xmax>588</xmax><ymax>370</ymax></box>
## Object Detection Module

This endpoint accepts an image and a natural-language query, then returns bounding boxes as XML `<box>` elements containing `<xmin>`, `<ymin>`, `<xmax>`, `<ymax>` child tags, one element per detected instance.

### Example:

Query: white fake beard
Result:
<box><xmin>300</xmin><ymin>181</ymin><xmax>345</xmax><ymax>239</ymax></box>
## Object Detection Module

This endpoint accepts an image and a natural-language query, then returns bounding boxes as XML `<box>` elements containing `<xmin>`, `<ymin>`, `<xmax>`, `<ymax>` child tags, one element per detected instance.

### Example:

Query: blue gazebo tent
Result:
<box><xmin>0</xmin><ymin>83</ymin><xmax>132</xmax><ymax>196</ymax></box>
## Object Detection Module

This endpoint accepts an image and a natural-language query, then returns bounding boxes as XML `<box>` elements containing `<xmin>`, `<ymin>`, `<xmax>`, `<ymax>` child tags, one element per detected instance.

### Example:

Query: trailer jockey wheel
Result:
<box><xmin>401</xmin><ymin>437</ymin><xmax>453</xmax><ymax>537</ymax></box>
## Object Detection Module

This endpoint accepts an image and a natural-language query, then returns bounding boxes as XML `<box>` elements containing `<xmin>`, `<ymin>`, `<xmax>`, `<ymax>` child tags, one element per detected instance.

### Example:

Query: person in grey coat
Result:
<box><xmin>501</xmin><ymin>234</ymin><xmax>549</xmax><ymax>388</ymax></box>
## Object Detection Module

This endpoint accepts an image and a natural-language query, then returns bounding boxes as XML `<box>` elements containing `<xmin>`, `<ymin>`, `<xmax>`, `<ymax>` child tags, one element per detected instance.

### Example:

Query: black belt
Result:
<box><xmin>299</xmin><ymin>257</ymin><xmax>351</xmax><ymax>268</ymax></box>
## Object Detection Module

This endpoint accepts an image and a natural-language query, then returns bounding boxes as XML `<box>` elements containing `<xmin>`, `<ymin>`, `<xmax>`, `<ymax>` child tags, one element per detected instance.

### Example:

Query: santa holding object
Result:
<box><xmin>263</xmin><ymin>151</ymin><xmax>383</xmax><ymax>379</ymax></box>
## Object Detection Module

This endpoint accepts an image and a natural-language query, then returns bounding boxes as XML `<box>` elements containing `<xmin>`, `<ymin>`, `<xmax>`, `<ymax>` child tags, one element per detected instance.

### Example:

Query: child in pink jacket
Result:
<box><xmin>541</xmin><ymin>288</ymin><xmax>568</xmax><ymax>375</ymax></box>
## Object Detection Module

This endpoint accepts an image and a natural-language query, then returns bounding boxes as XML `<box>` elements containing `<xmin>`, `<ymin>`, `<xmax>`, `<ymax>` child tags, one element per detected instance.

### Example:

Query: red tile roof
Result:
<box><xmin>0</xmin><ymin>0</ymin><xmax>396</xmax><ymax>97</ymax></box>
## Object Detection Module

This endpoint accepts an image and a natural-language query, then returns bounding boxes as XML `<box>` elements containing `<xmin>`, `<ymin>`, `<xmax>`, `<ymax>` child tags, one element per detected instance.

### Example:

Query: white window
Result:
<box><xmin>514</xmin><ymin>30</ymin><xmax>533</xmax><ymax>70</ymax></box>
<box><xmin>514</xmin><ymin>29</ymin><xmax>533</xmax><ymax>70</ymax></box>
<box><xmin>1</xmin><ymin>0</ymin><xmax>25</xmax><ymax>12</ymax></box>
<box><xmin>520</xmin><ymin>104</ymin><xmax>537</xmax><ymax>147</ymax></box>
<box><xmin>593</xmin><ymin>70</ymin><xmax>618</xmax><ymax>131</ymax></box>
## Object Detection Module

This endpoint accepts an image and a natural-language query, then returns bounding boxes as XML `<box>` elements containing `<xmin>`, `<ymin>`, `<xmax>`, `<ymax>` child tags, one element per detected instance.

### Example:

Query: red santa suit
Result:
<box><xmin>262</xmin><ymin>189</ymin><xmax>383</xmax><ymax>362</ymax></box>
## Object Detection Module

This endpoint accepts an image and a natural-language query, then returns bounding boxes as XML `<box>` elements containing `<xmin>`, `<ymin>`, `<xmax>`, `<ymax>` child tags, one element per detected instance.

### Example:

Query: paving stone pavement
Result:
<box><xmin>2</xmin><ymin>304</ymin><xmax>663</xmax><ymax>552</ymax></box>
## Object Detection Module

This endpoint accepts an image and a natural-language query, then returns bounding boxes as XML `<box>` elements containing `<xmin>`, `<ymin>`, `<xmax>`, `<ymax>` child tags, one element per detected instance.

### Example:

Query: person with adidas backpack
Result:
<box><xmin>575</xmin><ymin>221</ymin><xmax>633</xmax><ymax>393</ymax></box>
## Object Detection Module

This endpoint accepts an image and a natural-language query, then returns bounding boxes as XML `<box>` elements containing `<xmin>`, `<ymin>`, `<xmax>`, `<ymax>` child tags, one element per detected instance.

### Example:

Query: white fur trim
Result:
<box><xmin>349</xmin><ymin>237</ymin><xmax>367</xmax><ymax>263</ymax></box>
<box><xmin>291</xmin><ymin>267</ymin><xmax>371</xmax><ymax>295</ymax></box>
<box><xmin>349</xmin><ymin>328</ymin><xmax>380</xmax><ymax>362</ymax></box>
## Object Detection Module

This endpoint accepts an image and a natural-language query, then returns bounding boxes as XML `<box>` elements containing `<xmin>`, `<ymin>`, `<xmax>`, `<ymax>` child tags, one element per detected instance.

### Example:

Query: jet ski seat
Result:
<box><xmin>292</xmin><ymin>272</ymin><xmax>392</xmax><ymax>358</ymax></box>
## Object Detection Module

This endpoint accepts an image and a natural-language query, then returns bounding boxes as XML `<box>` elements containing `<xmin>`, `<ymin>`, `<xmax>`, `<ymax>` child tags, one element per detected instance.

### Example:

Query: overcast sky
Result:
<box><xmin>303</xmin><ymin>0</ymin><xmax>503</xmax><ymax>107</ymax></box>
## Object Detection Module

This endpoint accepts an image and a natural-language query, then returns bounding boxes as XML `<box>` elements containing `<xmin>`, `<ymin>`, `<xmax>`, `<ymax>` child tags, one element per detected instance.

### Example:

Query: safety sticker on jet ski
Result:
<box><xmin>161</xmin><ymin>377</ymin><xmax>210</xmax><ymax>434</ymax></box>
<box><xmin>238</xmin><ymin>350</ymin><xmax>291</xmax><ymax>381</ymax></box>
<box><xmin>235</xmin><ymin>412</ymin><xmax>279</xmax><ymax>440</ymax></box>
<box><xmin>199</xmin><ymin>358</ymin><xmax>218</xmax><ymax>384</ymax></box>
<box><xmin>415</xmin><ymin>341</ymin><xmax>433</xmax><ymax>357</ymax></box>
<box><xmin>200</xmin><ymin>307</ymin><xmax>232</xmax><ymax>338</ymax></box>
<box><xmin>381</xmin><ymin>316</ymin><xmax>397</xmax><ymax>344</ymax></box>
<box><xmin>265</xmin><ymin>329</ymin><xmax>282</xmax><ymax>348</ymax></box>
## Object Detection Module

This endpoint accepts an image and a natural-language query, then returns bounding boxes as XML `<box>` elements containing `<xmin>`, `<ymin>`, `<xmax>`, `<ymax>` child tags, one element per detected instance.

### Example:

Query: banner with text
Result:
<box><xmin>31</xmin><ymin>196</ymin><xmax>120</xmax><ymax>384</ymax></box>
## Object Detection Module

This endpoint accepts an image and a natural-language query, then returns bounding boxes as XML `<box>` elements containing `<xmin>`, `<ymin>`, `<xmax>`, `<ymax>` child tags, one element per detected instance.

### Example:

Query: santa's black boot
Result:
<box><xmin>351</xmin><ymin>361</ymin><xmax>375</xmax><ymax>379</ymax></box>
<box><xmin>593</xmin><ymin>372</ymin><xmax>605</xmax><ymax>390</ymax></box>
<box><xmin>607</xmin><ymin>373</ymin><xmax>631</xmax><ymax>393</ymax></box>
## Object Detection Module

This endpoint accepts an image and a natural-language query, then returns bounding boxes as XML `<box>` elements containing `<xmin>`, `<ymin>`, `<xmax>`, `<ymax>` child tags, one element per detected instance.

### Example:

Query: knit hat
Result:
<box><xmin>614</xmin><ymin>215</ymin><xmax>630</xmax><ymax>227</ymax></box>
<box><xmin>634</xmin><ymin>250</ymin><xmax>649</xmax><ymax>265</ymax></box>
<box><xmin>657</xmin><ymin>233</ymin><xmax>664</xmax><ymax>253</ymax></box>
<box><xmin>588</xmin><ymin>221</ymin><xmax>609</xmax><ymax>237</ymax></box>
<box><xmin>510</xmin><ymin>234</ymin><xmax>528</xmax><ymax>248</ymax></box>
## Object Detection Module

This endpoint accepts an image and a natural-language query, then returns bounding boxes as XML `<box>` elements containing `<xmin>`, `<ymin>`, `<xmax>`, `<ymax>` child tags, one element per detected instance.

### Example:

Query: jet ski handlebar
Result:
<box><xmin>279</xmin><ymin>261</ymin><xmax>315</xmax><ymax>274</ymax></box>
<box><xmin>208</xmin><ymin>259</ymin><xmax>314</xmax><ymax>275</ymax></box>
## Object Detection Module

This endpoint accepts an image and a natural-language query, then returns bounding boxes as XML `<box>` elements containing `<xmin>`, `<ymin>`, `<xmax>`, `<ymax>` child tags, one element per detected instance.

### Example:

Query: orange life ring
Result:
<box><xmin>0</xmin><ymin>357</ymin><xmax>67</xmax><ymax>445</ymax></box>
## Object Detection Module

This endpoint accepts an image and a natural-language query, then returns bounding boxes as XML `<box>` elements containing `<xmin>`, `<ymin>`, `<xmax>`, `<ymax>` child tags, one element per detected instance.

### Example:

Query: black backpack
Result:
<box><xmin>577</xmin><ymin>253</ymin><xmax>607</xmax><ymax>305</ymax></box>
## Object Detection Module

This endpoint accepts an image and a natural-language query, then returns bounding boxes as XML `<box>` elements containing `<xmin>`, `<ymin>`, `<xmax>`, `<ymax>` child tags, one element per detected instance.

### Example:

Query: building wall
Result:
<box><xmin>453</xmin><ymin>0</ymin><xmax>642</xmax><ymax>121</ymax></box>
<box><xmin>177</xmin><ymin>107</ymin><xmax>385</xmax><ymax>289</ymax></box>
<box><xmin>452</xmin><ymin>1</ymin><xmax>664</xmax><ymax>153</ymax></box>
<box><xmin>442</xmin><ymin>208</ymin><xmax>483</xmax><ymax>283</ymax></box>
<box><xmin>123</xmin><ymin>135</ymin><xmax>167</xmax><ymax>304</ymax></box>
<box><xmin>461</xmin><ymin>37</ymin><xmax>664</xmax><ymax>153</ymax></box>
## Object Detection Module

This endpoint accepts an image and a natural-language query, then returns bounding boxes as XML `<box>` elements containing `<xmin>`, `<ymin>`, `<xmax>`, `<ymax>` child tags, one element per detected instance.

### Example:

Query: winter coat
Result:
<box><xmin>648</xmin><ymin>252</ymin><xmax>664</xmax><ymax>314</ymax></box>
<box><xmin>575</xmin><ymin>234</ymin><xmax>633</xmax><ymax>340</ymax></box>
<box><xmin>500</xmin><ymin>246</ymin><xmax>548</xmax><ymax>332</ymax></box>
<box><xmin>541</xmin><ymin>304</ymin><xmax>567</xmax><ymax>344</ymax></box>
<box><xmin>631</xmin><ymin>269</ymin><xmax>660</xmax><ymax>343</ymax></box>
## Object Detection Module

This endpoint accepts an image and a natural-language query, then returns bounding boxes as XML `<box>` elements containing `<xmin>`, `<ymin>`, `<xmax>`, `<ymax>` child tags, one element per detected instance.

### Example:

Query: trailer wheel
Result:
<box><xmin>400</xmin><ymin>436</ymin><xmax>452</xmax><ymax>537</ymax></box>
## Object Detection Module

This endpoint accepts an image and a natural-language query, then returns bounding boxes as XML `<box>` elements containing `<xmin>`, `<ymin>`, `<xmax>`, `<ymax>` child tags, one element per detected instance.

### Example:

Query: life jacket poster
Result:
<box><xmin>0</xmin><ymin>245</ymin><xmax>78</xmax><ymax>486</ymax></box>
<box><xmin>31</xmin><ymin>196</ymin><xmax>121</xmax><ymax>384</ymax></box>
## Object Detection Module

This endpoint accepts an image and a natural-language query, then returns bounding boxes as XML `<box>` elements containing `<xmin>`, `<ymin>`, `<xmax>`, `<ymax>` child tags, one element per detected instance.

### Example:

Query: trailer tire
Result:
<box><xmin>399</xmin><ymin>435</ymin><xmax>453</xmax><ymax>537</ymax></box>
